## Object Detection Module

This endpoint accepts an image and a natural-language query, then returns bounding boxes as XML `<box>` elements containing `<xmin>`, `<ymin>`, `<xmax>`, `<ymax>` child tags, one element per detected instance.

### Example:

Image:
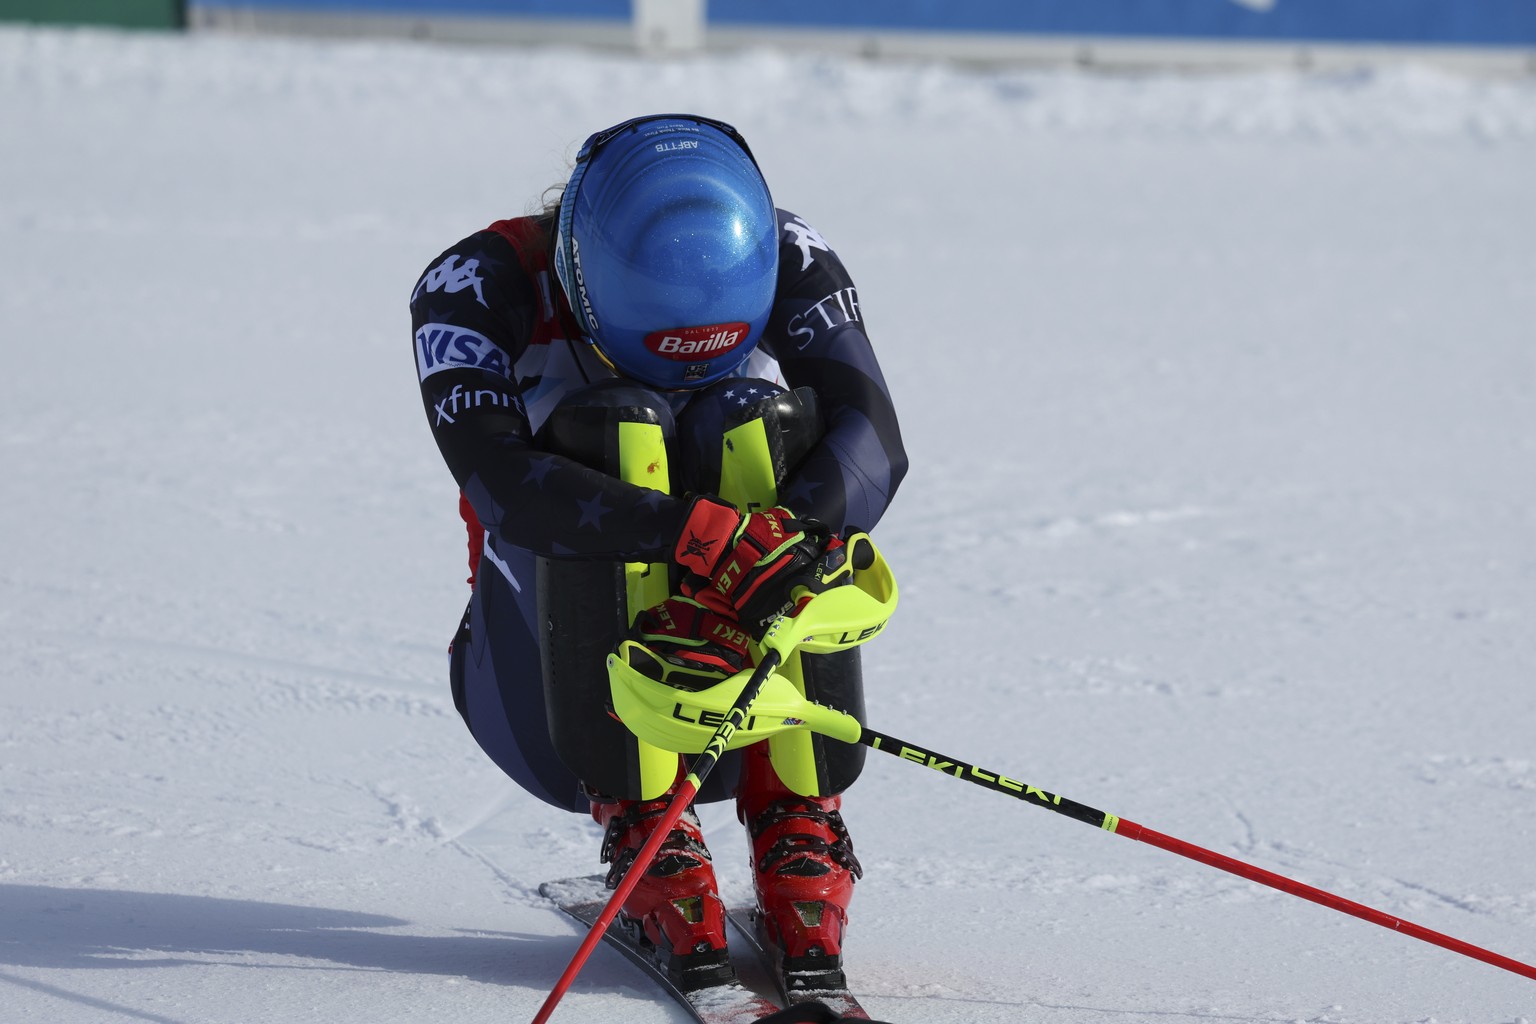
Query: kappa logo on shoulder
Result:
<box><xmin>415</xmin><ymin>323</ymin><xmax>513</xmax><ymax>381</ymax></box>
<box><xmin>413</xmin><ymin>255</ymin><xmax>488</xmax><ymax>308</ymax></box>
<box><xmin>784</xmin><ymin>215</ymin><xmax>831</xmax><ymax>272</ymax></box>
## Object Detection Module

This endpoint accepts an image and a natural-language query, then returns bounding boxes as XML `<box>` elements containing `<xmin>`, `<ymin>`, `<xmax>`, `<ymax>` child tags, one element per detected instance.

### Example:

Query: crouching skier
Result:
<box><xmin>410</xmin><ymin>114</ymin><xmax>907</xmax><ymax>997</ymax></box>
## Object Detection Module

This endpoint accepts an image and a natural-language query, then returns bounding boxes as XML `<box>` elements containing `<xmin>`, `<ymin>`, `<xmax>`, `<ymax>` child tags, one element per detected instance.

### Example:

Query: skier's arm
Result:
<box><xmin>412</xmin><ymin>232</ymin><xmax>688</xmax><ymax>561</ymax></box>
<box><xmin>766</xmin><ymin>212</ymin><xmax>908</xmax><ymax>535</ymax></box>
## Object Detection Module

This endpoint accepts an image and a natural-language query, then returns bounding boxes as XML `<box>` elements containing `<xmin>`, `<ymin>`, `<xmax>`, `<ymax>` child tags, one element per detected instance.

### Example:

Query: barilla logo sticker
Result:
<box><xmin>644</xmin><ymin>323</ymin><xmax>749</xmax><ymax>362</ymax></box>
<box><xmin>415</xmin><ymin>323</ymin><xmax>512</xmax><ymax>381</ymax></box>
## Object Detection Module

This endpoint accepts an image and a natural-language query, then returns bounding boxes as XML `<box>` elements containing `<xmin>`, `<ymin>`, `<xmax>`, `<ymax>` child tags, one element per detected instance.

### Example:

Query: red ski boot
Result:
<box><xmin>591</xmin><ymin>792</ymin><xmax>733</xmax><ymax>990</ymax></box>
<box><xmin>737</xmin><ymin>743</ymin><xmax>863</xmax><ymax>992</ymax></box>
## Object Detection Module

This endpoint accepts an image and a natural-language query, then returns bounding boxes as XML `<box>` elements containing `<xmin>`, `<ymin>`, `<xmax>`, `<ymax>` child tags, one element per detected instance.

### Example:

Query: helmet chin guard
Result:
<box><xmin>554</xmin><ymin>114</ymin><xmax>779</xmax><ymax>390</ymax></box>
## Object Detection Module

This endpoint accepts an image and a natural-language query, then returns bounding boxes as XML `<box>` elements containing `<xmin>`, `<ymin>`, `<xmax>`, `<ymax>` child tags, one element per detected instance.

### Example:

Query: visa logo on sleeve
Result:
<box><xmin>415</xmin><ymin>323</ymin><xmax>512</xmax><ymax>380</ymax></box>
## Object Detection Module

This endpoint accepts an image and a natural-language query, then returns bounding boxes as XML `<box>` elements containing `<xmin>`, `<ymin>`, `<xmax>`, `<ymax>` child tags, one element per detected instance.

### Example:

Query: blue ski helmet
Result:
<box><xmin>553</xmin><ymin>114</ymin><xmax>779</xmax><ymax>390</ymax></box>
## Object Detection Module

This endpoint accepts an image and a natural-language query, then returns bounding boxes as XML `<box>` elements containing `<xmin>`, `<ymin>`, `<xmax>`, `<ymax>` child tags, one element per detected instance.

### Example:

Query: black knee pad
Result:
<box><xmin>536</xmin><ymin>378</ymin><xmax>680</xmax><ymax>476</ymax></box>
<box><xmin>536</xmin><ymin>381</ymin><xmax>684</xmax><ymax>801</ymax></box>
<box><xmin>804</xmin><ymin>648</ymin><xmax>866</xmax><ymax>792</ymax></box>
<box><xmin>677</xmin><ymin>379</ymin><xmax>824</xmax><ymax>500</ymax></box>
<box><xmin>680</xmin><ymin>379</ymin><xmax>866</xmax><ymax>797</ymax></box>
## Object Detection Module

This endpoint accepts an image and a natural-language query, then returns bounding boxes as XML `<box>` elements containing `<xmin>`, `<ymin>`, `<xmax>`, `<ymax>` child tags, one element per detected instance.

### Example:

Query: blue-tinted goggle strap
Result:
<box><xmin>575</xmin><ymin>112</ymin><xmax>758</xmax><ymax>169</ymax></box>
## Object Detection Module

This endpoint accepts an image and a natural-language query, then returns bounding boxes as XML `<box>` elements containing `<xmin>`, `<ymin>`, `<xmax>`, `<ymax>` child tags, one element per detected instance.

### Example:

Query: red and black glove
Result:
<box><xmin>630</xmin><ymin>596</ymin><xmax>752</xmax><ymax>684</ymax></box>
<box><xmin>673</xmin><ymin>496</ymin><xmax>832</xmax><ymax>637</ymax></box>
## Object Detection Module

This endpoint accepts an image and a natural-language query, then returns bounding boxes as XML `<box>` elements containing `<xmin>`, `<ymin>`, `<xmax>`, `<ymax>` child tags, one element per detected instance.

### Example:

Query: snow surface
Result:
<box><xmin>2</xmin><ymin>24</ymin><xmax>1535</xmax><ymax>1024</ymax></box>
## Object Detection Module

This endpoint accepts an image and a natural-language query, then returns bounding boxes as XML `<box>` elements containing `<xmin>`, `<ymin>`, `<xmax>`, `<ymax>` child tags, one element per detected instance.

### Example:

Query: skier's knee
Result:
<box><xmin>537</xmin><ymin>379</ymin><xmax>684</xmax><ymax>801</ymax></box>
<box><xmin>538</xmin><ymin>379</ymin><xmax>677</xmax><ymax>472</ymax></box>
<box><xmin>677</xmin><ymin>379</ymin><xmax>824</xmax><ymax>498</ymax></box>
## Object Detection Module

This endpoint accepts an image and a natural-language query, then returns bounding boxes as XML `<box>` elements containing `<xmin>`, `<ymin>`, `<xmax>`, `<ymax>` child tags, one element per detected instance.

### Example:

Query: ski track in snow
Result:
<box><xmin>2</xmin><ymin>22</ymin><xmax>1536</xmax><ymax>1024</ymax></box>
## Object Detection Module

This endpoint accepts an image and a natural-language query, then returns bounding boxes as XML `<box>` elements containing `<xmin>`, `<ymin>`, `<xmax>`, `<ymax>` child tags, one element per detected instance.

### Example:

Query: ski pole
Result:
<box><xmin>531</xmin><ymin>643</ymin><xmax>787</xmax><ymax>1024</ymax></box>
<box><xmin>609</xmin><ymin>542</ymin><xmax>1534</xmax><ymax>984</ymax></box>
<box><xmin>536</xmin><ymin>537</ymin><xmax>897</xmax><ymax>1022</ymax></box>
<box><xmin>861</xmin><ymin>727</ymin><xmax>1536</xmax><ymax>984</ymax></box>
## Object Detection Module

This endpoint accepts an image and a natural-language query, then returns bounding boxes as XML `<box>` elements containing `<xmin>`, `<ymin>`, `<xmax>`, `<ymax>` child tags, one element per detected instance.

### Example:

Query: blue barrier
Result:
<box><xmin>712</xmin><ymin>0</ymin><xmax>1536</xmax><ymax>46</ymax></box>
<box><xmin>187</xmin><ymin>0</ymin><xmax>1536</xmax><ymax>46</ymax></box>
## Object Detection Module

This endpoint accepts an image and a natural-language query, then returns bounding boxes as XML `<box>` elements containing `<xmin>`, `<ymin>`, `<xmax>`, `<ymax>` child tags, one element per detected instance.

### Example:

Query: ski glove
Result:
<box><xmin>630</xmin><ymin>596</ymin><xmax>752</xmax><ymax>684</ymax></box>
<box><xmin>673</xmin><ymin>496</ymin><xmax>831</xmax><ymax>638</ymax></box>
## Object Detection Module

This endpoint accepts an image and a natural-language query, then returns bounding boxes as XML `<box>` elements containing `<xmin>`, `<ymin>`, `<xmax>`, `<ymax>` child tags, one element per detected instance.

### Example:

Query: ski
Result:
<box><xmin>540</xmin><ymin>875</ymin><xmax>784</xmax><ymax>1024</ymax></box>
<box><xmin>725</xmin><ymin>905</ymin><xmax>872</xmax><ymax>1020</ymax></box>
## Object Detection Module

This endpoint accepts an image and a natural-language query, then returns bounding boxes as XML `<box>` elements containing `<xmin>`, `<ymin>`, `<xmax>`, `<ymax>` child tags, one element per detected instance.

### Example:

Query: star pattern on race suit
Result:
<box><xmin>523</xmin><ymin>456</ymin><xmax>559</xmax><ymax>486</ymax></box>
<box><xmin>575</xmin><ymin>492</ymin><xmax>613</xmax><ymax>529</ymax></box>
<box><xmin>637</xmin><ymin>489</ymin><xmax>667</xmax><ymax>512</ymax></box>
<box><xmin>722</xmin><ymin>386</ymin><xmax>763</xmax><ymax>409</ymax></box>
<box><xmin>780</xmin><ymin>472</ymin><xmax>825</xmax><ymax>511</ymax></box>
<box><xmin>418</xmin><ymin>301</ymin><xmax>457</xmax><ymax>323</ymax></box>
<box><xmin>466</xmin><ymin>245</ymin><xmax>508</xmax><ymax>278</ymax></box>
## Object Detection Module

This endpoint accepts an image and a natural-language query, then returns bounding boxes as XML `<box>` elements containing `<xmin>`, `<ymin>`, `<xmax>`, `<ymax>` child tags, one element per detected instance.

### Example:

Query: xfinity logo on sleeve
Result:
<box><xmin>415</xmin><ymin>323</ymin><xmax>512</xmax><ymax>380</ymax></box>
<box><xmin>432</xmin><ymin>383</ymin><xmax>522</xmax><ymax>426</ymax></box>
<box><xmin>643</xmin><ymin>322</ymin><xmax>749</xmax><ymax>362</ymax></box>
